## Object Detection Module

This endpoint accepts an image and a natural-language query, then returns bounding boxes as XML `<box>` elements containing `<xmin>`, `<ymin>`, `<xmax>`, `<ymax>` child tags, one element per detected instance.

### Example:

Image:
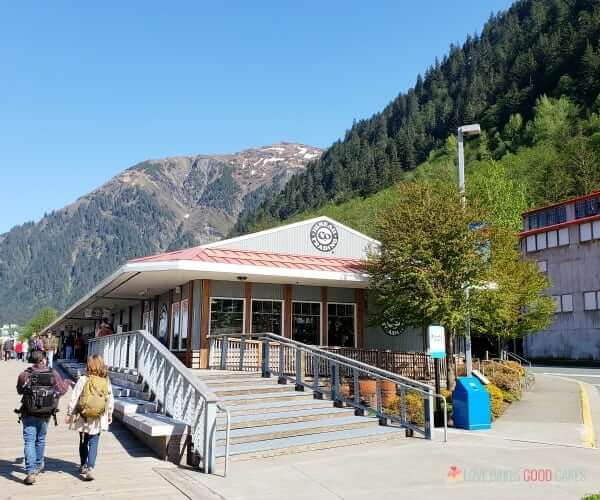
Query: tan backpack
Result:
<box><xmin>78</xmin><ymin>375</ymin><xmax>109</xmax><ymax>419</ymax></box>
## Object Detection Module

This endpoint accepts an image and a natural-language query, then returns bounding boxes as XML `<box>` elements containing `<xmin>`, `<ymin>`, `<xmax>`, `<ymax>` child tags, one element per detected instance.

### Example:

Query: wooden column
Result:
<box><xmin>244</xmin><ymin>282</ymin><xmax>252</xmax><ymax>333</ymax></box>
<box><xmin>321</xmin><ymin>287</ymin><xmax>328</xmax><ymax>346</ymax></box>
<box><xmin>166</xmin><ymin>289</ymin><xmax>174</xmax><ymax>349</ymax></box>
<box><xmin>200</xmin><ymin>279</ymin><xmax>211</xmax><ymax>368</ymax></box>
<box><xmin>140</xmin><ymin>300</ymin><xmax>145</xmax><ymax>330</ymax></box>
<box><xmin>186</xmin><ymin>281</ymin><xmax>193</xmax><ymax>366</ymax></box>
<box><xmin>356</xmin><ymin>288</ymin><xmax>365</xmax><ymax>348</ymax></box>
<box><xmin>283</xmin><ymin>284</ymin><xmax>293</xmax><ymax>339</ymax></box>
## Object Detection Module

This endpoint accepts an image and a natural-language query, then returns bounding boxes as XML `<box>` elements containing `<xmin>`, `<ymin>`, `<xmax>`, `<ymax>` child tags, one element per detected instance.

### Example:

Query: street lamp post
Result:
<box><xmin>457</xmin><ymin>123</ymin><xmax>481</xmax><ymax>377</ymax></box>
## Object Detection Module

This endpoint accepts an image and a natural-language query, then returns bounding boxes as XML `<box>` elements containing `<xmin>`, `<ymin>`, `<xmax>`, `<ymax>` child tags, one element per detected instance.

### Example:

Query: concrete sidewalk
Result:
<box><xmin>169</xmin><ymin>373</ymin><xmax>600</xmax><ymax>500</ymax></box>
<box><xmin>485</xmin><ymin>374</ymin><xmax>586</xmax><ymax>447</ymax></box>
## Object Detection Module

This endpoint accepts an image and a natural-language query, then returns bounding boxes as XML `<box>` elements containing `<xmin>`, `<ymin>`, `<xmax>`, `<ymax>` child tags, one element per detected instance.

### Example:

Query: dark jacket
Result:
<box><xmin>16</xmin><ymin>363</ymin><xmax>70</xmax><ymax>396</ymax></box>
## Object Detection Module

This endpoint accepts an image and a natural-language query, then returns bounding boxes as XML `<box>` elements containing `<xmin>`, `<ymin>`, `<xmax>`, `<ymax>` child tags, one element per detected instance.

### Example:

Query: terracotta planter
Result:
<box><xmin>340</xmin><ymin>381</ymin><xmax>353</xmax><ymax>399</ymax></box>
<box><xmin>380</xmin><ymin>380</ymin><xmax>398</xmax><ymax>407</ymax></box>
<box><xmin>359</xmin><ymin>378</ymin><xmax>377</xmax><ymax>407</ymax></box>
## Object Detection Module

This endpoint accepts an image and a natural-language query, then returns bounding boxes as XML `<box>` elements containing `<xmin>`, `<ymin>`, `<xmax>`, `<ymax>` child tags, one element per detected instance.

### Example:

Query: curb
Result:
<box><xmin>578</xmin><ymin>382</ymin><xmax>596</xmax><ymax>449</ymax></box>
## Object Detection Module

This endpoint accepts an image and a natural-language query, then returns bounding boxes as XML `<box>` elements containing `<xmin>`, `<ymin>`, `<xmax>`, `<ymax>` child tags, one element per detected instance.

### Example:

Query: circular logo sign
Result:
<box><xmin>382</xmin><ymin>320</ymin><xmax>404</xmax><ymax>337</ymax></box>
<box><xmin>310</xmin><ymin>221</ymin><xmax>339</xmax><ymax>252</ymax></box>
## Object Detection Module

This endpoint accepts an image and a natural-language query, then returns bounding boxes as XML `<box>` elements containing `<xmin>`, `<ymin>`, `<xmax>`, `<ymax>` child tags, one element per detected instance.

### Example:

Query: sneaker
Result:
<box><xmin>84</xmin><ymin>469</ymin><xmax>95</xmax><ymax>481</ymax></box>
<box><xmin>24</xmin><ymin>474</ymin><xmax>36</xmax><ymax>485</ymax></box>
<box><xmin>35</xmin><ymin>463</ymin><xmax>45</xmax><ymax>474</ymax></box>
<box><xmin>79</xmin><ymin>465</ymin><xmax>88</xmax><ymax>475</ymax></box>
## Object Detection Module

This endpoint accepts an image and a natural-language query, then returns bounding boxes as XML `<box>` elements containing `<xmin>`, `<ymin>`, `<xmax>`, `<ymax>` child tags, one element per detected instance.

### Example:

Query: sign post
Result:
<box><xmin>428</xmin><ymin>325</ymin><xmax>446</xmax><ymax>427</ymax></box>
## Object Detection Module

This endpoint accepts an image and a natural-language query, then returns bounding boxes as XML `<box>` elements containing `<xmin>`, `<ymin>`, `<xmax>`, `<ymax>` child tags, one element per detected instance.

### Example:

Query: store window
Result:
<box><xmin>170</xmin><ymin>302</ymin><xmax>181</xmax><ymax>350</ymax></box>
<box><xmin>158</xmin><ymin>304</ymin><xmax>168</xmax><ymax>344</ymax></box>
<box><xmin>180</xmin><ymin>299</ymin><xmax>189</xmax><ymax>350</ymax></box>
<box><xmin>292</xmin><ymin>302</ymin><xmax>321</xmax><ymax>345</ymax></box>
<box><xmin>210</xmin><ymin>298</ymin><xmax>244</xmax><ymax>335</ymax></box>
<box><xmin>169</xmin><ymin>299</ymin><xmax>189</xmax><ymax>351</ymax></box>
<box><xmin>251</xmin><ymin>300</ymin><xmax>283</xmax><ymax>336</ymax></box>
<box><xmin>327</xmin><ymin>303</ymin><xmax>355</xmax><ymax>347</ymax></box>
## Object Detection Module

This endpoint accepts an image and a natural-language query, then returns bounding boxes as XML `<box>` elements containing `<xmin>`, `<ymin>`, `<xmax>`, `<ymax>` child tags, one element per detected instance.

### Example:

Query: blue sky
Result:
<box><xmin>0</xmin><ymin>0</ymin><xmax>513</xmax><ymax>233</ymax></box>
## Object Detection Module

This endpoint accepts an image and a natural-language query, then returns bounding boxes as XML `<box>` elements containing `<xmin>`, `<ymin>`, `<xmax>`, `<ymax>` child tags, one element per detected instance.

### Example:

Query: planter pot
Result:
<box><xmin>380</xmin><ymin>380</ymin><xmax>398</xmax><ymax>407</ymax></box>
<box><xmin>359</xmin><ymin>378</ymin><xmax>377</xmax><ymax>407</ymax></box>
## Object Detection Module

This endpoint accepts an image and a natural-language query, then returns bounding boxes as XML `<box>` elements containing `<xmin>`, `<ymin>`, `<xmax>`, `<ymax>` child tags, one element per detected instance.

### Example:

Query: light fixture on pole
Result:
<box><xmin>457</xmin><ymin>123</ymin><xmax>481</xmax><ymax>208</ymax></box>
<box><xmin>457</xmin><ymin>123</ymin><xmax>481</xmax><ymax>377</ymax></box>
<box><xmin>464</xmin><ymin>281</ymin><xmax>498</xmax><ymax>377</ymax></box>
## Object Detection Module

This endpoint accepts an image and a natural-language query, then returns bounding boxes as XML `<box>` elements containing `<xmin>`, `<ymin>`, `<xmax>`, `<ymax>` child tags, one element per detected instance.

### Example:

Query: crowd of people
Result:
<box><xmin>2</xmin><ymin>331</ymin><xmax>90</xmax><ymax>366</ymax></box>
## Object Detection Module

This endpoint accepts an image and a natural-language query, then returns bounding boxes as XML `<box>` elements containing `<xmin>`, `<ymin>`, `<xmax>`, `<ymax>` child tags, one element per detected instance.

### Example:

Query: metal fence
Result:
<box><xmin>209</xmin><ymin>333</ymin><xmax>445</xmax><ymax>440</ymax></box>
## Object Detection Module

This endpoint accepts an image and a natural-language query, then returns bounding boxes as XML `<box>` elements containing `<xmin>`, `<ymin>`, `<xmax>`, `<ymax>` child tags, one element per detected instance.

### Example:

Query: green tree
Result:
<box><xmin>468</xmin><ymin>160</ymin><xmax>527</xmax><ymax>232</ymax></box>
<box><xmin>470</xmin><ymin>228</ymin><xmax>554</xmax><ymax>347</ymax></box>
<box><xmin>366</xmin><ymin>180</ymin><xmax>489</xmax><ymax>386</ymax></box>
<box><xmin>530</xmin><ymin>95</ymin><xmax>579</xmax><ymax>144</ymax></box>
<box><xmin>22</xmin><ymin>308</ymin><xmax>58</xmax><ymax>340</ymax></box>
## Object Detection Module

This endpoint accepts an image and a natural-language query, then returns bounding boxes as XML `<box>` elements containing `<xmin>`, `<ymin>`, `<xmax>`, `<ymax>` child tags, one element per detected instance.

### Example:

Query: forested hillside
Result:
<box><xmin>235</xmin><ymin>0</ymin><xmax>600</xmax><ymax>234</ymax></box>
<box><xmin>264</xmin><ymin>94</ymin><xmax>600</xmax><ymax>237</ymax></box>
<box><xmin>0</xmin><ymin>144</ymin><xmax>321</xmax><ymax>324</ymax></box>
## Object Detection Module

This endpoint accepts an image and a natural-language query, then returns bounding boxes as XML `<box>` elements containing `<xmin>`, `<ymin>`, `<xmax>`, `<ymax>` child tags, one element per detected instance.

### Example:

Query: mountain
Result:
<box><xmin>234</xmin><ymin>0</ymin><xmax>600</xmax><ymax>234</ymax></box>
<box><xmin>0</xmin><ymin>143</ymin><xmax>322</xmax><ymax>324</ymax></box>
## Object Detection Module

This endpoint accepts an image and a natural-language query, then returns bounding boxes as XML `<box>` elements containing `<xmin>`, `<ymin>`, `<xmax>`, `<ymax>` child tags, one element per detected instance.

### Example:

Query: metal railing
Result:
<box><xmin>88</xmin><ymin>330</ymin><xmax>224</xmax><ymax>474</ymax></box>
<box><xmin>209</xmin><ymin>332</ymin><xmax>444</xmax><ymax>441</ymax></box>
<box><xmin>501</xmin><ymin>350</ymin><xmax>533</xmax><ymax>367</ymax></box>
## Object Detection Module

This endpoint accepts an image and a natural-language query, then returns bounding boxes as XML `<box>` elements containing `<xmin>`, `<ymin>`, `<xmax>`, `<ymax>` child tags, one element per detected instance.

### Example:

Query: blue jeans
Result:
<box><xmin>79</xmin><ymin>433</ymin><xmax>100</xmax><ymax>469</ymax></box>
<box><xmin>22</xmin><ymin>416</ymin><xmax>49</xmax><ymax>474</ymax></box>
<box><xmin>46</xmin><ymin>350</ymin><xmax>54</xmax><ymax>368</ymax></box>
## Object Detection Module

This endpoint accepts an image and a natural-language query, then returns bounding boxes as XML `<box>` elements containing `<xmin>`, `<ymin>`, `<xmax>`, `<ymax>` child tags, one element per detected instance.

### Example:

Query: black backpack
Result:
<box><xmin>20</xmin><ymin>368</ymin><xmax>60</xmax><ymax>421</ymax></box>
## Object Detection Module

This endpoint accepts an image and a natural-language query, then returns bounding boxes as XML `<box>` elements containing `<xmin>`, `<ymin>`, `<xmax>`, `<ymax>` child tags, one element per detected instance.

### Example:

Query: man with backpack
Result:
<box><xmin>16</xmin><ymin>351</ymin><xmax>70</xmax><ymax>485</ymax></box>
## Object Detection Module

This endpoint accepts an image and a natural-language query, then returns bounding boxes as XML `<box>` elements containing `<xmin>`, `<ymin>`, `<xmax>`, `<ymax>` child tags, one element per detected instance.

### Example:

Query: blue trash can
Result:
<box><xmin>452</xmin><ymin>376</ymin><xmax>491</xmax><ymax>430</ymax></box>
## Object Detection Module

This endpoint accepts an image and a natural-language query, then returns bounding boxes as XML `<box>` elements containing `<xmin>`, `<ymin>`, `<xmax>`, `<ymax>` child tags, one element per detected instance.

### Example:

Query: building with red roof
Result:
<box><xmin>44</xmin><ymin>217</ymin><xmax>425</xmax><ymax>368</ymax></box>
<box><xmin>520</xmin><ymin>190</ymin><xmax>600</xmax><ymax>360</ymax></box>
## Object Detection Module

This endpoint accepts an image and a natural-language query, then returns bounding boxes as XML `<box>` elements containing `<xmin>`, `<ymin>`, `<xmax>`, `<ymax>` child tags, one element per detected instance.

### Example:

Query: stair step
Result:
<box><xmin>219</xmin><ymin>407</ymin><xmax>355</xmax><ymax>430</ymax></box>
<box><xmin>114</xmin><ymin>397</ymin><xmax>158</xmax><ymax>416</ymax></box>
<box><xmin>192</xmin><ymin>370</ymin><xmax>262</xmax><ymax>379</ymax></box>
<box><xmin>112</xmin><ymin>385</ymin><xmax>151</xmax><ymax>401</ymax></box>
<box><xmin>218</xmin><ymin>398</ymin><xmax>336</xmax><ymax>416</ymax></box>
<box><xmin>219</xmin><ymin>391</ymin><xmax>315</xmax><ymax>405</ymax></box>
<box><xmin>204</xmin><ymin>377</ymin><xmax>281</xmax><ymax>387</ymax></box>
<box><xmin>216</xmin><ymin>415</ymin><xmax>377</xmax><ymax>445</ymax></box>
<box><xmin>214</xmin><ymin>383</ymin><xmax>296</xmax><ymax>396</ymax></box>
<box><xmin>215</xmin><ymin>425</ymin><xmax>405</xmax><ymax>460</ymax></box>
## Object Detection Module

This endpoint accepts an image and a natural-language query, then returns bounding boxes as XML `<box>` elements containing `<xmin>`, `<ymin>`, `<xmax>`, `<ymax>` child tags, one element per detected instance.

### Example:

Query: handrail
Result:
<box><xmin>209</xmin><ymin>332</ymin><xmax>443</xmax><ymax>441</ymax></box>
<box><xmin>89</xmin><ymin>330</ymin><xmax>219</xmax><ymax>473</ymax></box>
<box><xmin>208</xmin><ymin>332</ymin><xmax>431</xmax><ymax>391</ymax></box>
<box><xmin>216</xmin><ymin>403</ymin><xmax>230</xmax><ymax>477</ymax></box>
<box><xmin>503</xmin><ymin>350</ymin><xmax>532</xmax><ymax>367</ymax></box>
<box><xmin>94</xmin><ymin>330</ymin><xmax>218</xmax><ymax>401</ymax></box>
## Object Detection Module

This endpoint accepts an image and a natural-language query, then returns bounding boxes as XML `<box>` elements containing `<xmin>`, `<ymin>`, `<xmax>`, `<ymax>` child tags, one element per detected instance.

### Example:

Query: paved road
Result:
<box><xmin>531</xmin><ymin>365</ymin><xmax>600</xmax><ymax>393</ymax></box>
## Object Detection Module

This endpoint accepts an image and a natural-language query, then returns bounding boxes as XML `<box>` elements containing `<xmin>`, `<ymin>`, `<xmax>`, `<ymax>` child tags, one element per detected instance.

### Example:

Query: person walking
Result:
<box><xmin>42</xmin><ymin>333</ymin><xmax>58</xmax><ymax>369</ymax></box>
<box><xmin>66</xmin><ymin>354</ymin><xmax>114</xmax><ymax>481</ymax></box>
<box><xmin>4</xmin><ymin>336</ymin><xmax>15</xmax><ymax>361</ymax></box>
<box><xmin>15</xmin><ymin>340</ymin><xmax>23</xmax><ymax>361</ymax></box>
<box><xmin>97</xmin><ymin>319</ymin><xmax>113</xmax><ymax>338</ymax></box>
<box><xmin>22</xmin><ymin>337</ymin><xmax>29</xmax><ymax>362</ymax></box>
<box><xmin>74</xmin><ymin>333</ymin><xmax>85</xmax><ymax>363</ymax></box>
<box><xmin>65</xmin><ymin>332</ymin><xmax>75</xmax><ymax>360</ymax></box>
<box><xmin>16</xmin><ymin>351</ymin><xmax>70</xmax><ymax>485</ymax></box>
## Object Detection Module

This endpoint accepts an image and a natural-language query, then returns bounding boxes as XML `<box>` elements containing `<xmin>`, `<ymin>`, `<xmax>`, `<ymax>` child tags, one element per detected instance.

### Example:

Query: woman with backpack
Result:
<box><xmin>65</xmin><ymin>354</ymin><xmax>114</xmax><ymax>481</ymax></box>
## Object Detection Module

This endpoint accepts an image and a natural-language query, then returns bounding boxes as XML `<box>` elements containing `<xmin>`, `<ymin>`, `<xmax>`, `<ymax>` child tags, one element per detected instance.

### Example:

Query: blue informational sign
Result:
<box><xmin>428</xmin><ymin>325</ymin><xmax>446</xmax><ymax>359</ymax></box>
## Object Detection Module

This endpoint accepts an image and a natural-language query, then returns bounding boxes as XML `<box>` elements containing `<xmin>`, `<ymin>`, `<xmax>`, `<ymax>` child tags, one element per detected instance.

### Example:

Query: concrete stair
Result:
<box><xmin>57</xmin><ymin>362</ymin><xmax>406</xmax><ymax>466</ymax></box>
<box><xmin>195</xmin><ymin>369</ymin><xmax>406</xmax><ymax>462</ymax></box>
